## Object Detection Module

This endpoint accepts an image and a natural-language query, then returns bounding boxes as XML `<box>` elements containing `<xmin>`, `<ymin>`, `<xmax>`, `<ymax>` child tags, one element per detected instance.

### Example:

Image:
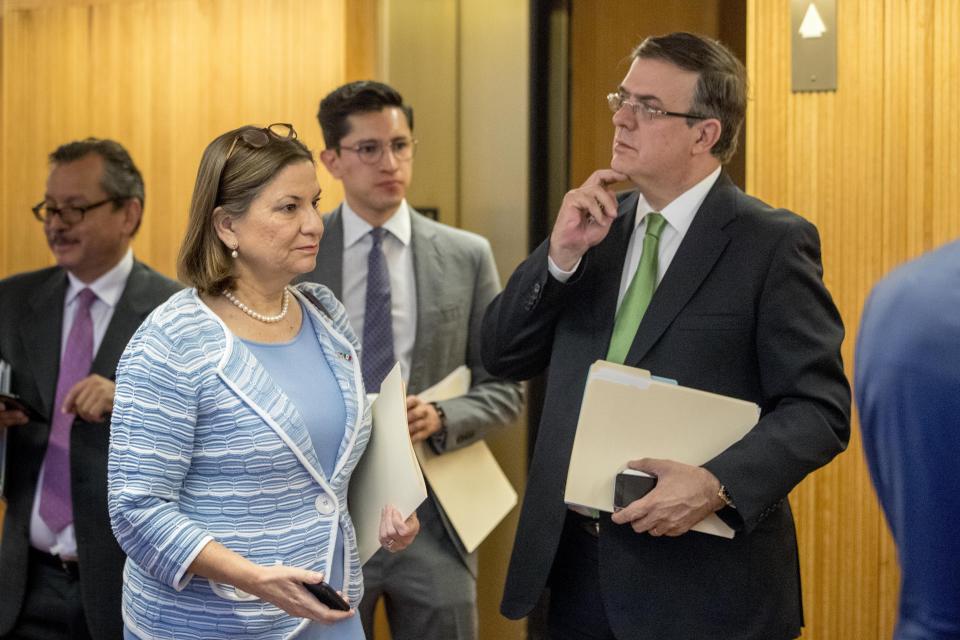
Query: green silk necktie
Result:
<box><xmin>606</xmin><ymin>212</ymin><xmax>668</xmax><ymax>363</ymax></box>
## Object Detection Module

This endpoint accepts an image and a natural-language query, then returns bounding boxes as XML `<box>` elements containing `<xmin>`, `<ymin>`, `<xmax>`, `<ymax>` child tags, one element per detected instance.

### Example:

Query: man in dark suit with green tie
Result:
<box><xmin>0</xmin><ymin>139</ymin><xmax>180</xmax><ymax>640</ymax></box>
<box><xmin>483</xmin><ymin>32</ymin><xmax>850</xmax><ymax>640</ymax></box>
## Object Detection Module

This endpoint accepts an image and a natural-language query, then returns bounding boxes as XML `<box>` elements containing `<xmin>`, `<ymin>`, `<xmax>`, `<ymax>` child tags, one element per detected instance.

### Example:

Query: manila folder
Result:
<box><xmin>350</xmin><ymin>363</ymin><xmax>428</xmax><ymax>565</ymax></box>
<box><xmin>565</xmin><ymin>361</ymin><xmax>759</xmax><ymax>538</ymax></box>
<box><xmin>413</xmin><ymin>366</ymin><xmax>518</xmax><ymax>554</ymax></box>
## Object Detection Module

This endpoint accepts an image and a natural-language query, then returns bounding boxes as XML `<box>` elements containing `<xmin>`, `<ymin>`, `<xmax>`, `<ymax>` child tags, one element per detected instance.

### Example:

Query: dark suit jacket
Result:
<box><xmin>301</xmin><ymin>206</ymin><xmax>523</xmax><ymax>575</ymax></box>
<box><xmin>482</xmin><ymin>173</ymin><xmax>850</xmax><ymax>640</ymax></box>
<box><xmin>0</xmin><ymin>261</ymin><xmax>180</xmax><ymax>640</ymax></box>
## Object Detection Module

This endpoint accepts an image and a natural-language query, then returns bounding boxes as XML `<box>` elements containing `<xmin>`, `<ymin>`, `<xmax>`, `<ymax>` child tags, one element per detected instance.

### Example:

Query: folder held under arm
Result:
<box><xmin>414</xmin><ymin>366</ymin><xmax>518</xmax><ymax>554</ymax></box>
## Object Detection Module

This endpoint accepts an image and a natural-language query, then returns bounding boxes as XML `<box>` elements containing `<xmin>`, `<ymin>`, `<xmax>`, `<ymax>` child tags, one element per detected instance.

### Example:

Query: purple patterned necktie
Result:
<box><xmin>362</xmin><ymin>227</ymin><xmax>395</xmax><ymax>393</ymax></box>
<box><xmin>39</xmin><ymin>287</ymin><xmax>97</xmax><ymax>533</ymax></box>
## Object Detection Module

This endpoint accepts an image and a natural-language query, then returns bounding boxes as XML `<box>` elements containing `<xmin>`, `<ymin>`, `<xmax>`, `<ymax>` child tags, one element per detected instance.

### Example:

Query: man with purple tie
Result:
<box><xmin>0</xmin><ymin>139</ymin><xmax>180</xmax><ymax>640</ymax></box>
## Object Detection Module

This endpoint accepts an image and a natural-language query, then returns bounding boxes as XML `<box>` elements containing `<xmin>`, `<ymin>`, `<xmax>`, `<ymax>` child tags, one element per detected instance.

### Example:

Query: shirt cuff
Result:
<box><xmin>172</xmin><ymin>535</ymin><xmax>214</xmax><ymax>591</ymax></box>
<box><xmin>428</xmin><ymin>402</ymin><xmax>447</xmax><ymax>454</ymax></box>
<box><xmin>547</xmin><ymin>255</ymin><xmax>581</xmax><ymax>282</ymax></box>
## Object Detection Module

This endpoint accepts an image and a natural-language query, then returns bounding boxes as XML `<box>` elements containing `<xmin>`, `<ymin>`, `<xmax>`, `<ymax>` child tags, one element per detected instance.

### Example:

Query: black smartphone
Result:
<box><xmin>0</xmin><ymin>392</ymin><xmax>44</xmax><ymax>423</ymax></box>
<box><xmin>613</xmin><ymin>469</ymin><xmax>657</xmax><ymax>511</ymax></box>
<box><xmin>303</xmin><ymin>581</ymin><xmax>350</xmax><ymax>611</ymax></box>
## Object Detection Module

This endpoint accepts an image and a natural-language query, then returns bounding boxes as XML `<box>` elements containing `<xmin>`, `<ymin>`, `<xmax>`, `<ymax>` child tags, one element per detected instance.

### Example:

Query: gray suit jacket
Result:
<box><xmin>0</xmin><ymin>261</ymin><xmax>181</xmax><ymax>640</ymax></box>
<box><xmin>301</xmin><ymin>206</ymin><xmax>523</xmax><ymax>573</ymax></box>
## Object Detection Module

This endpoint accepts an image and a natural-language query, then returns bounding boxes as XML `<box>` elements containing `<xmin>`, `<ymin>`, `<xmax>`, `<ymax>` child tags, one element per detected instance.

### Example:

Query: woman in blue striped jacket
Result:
<box><xmin>108</xmin><ymin>124</ymin><xmax>418</xmax><ymax>640</ymax></box>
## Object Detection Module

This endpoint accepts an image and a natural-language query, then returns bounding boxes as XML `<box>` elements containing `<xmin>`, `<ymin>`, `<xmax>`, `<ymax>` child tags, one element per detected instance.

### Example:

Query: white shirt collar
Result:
<box><xmin>342</xmin><ymin>199</ymin><xmax>412</xmax><ymax>249</ymax></box>
<box><xmin>65</xmin><ymin>249</ymin><xmax>134</xmax><ymax>308</ymax></box>
<box><xmin>634</xmin><ymin>166</ymin><xmax>722</xmax><ymax>235</ymax></box>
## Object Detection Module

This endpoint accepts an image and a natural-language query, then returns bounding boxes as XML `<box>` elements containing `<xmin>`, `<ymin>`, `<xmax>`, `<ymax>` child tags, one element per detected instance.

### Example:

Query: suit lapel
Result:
<box><xmin>624</xmin><ymin>174</ymin><xmax>737</xmax><ymax>365</ymax></box>
<box><xmin>294</xmin><ymin>288</ymin><xmax>365</xmax><ymax>483</ymax></box>
<box><xmin>20</xmin><ymin>269</ymin><xmax>67</xmax><ymax>421</ymax></box>
<box><xmin>312</xmin><ymin>206</ymin><xmax>344</xmax><ymax>298</ymax></box>
<box><xmin>408</xmin><ymin>211</ymin><xmax>442</xmax><ymax>392</ymax></box>
<box><xmin>91</xmin><ymin>261</ymin><xmax>157</xmax><ymax>379</ymax></box>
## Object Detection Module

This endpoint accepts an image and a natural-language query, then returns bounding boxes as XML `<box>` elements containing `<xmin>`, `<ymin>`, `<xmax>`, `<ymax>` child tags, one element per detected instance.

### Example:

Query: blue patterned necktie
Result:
<box><xmin>362</xmin><ymin>227</ymin><xmax>395</xmax><ymax>393</ymax></box>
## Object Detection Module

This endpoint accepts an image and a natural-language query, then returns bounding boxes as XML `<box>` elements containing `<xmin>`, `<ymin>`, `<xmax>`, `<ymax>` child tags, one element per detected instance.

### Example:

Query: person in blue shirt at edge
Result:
<box><xmin>856</xmin><ymin>240</ymin><xmax>960</xmax><ymax>640</ymax></box>
<box><xmin>107</xmin><ymin>123</ymin><xmax>418</xmax><ymax>640</ymax></box>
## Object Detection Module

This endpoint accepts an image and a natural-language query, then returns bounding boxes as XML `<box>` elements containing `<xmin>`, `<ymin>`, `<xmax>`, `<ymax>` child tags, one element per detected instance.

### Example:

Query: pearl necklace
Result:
<box><xmin>222</xmin><ymin>287</ymin><xmax>291</xmax><ymax>323</ymax></box>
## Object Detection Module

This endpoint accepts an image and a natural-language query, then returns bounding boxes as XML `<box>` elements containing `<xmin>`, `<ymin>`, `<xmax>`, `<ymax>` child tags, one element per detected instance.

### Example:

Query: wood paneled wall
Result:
<box><xmin>749</xmin><ymin>1</ymin><xmax>959</xmax><ymax>638</ymax></box>
<box><xmin>0</xmin><ymin>0</ymin><xmax>377</xmax><ymax>282</ymax></box>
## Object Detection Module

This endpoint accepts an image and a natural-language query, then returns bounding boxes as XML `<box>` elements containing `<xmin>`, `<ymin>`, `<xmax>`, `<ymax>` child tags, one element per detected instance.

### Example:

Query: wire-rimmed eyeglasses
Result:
<box><xmin>336</xmin><ymin>138</ymin><xmax>417</xmax><ymax>165</ymax></box>
<box><xmin>225</xmin><ymin>123</ymin><xmax>297</xmax><ymax>160</ymax></box>
<box><xmin>606</xmin><ymin>92</ymin><xmax>708</xmax><ymax>122</ymax></box>
<box><xmin>31</xmin><ymin>198</ymin><xmax>118</xmax><ymax>226</ymax></box>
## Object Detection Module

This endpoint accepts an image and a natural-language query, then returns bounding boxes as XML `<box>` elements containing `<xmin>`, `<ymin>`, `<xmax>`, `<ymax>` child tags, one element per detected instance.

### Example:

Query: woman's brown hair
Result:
<box><xmin>177</xmin><ymin>124</ymin><xmax>313</xmax><ymax>294</ymax></box>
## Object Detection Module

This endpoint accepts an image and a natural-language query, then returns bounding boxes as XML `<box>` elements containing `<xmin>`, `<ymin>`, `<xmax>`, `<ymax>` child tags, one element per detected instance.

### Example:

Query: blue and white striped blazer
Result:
<box><xmin>108</xmin><ymin>283</ymin><xmax>370</xmax><ymax>640</ymax></box>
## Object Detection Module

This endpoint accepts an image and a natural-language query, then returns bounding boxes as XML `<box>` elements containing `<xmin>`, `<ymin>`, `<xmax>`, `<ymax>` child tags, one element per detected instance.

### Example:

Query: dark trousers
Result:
<box><xmin>546</xmin><ymin>511</ymin><xmax>617</xmax><ymax>640</ymax></box>
<box><xmin>0</xmin><ymin>550</ymin><xmax>92</xmax><ymax>640</ymax></box>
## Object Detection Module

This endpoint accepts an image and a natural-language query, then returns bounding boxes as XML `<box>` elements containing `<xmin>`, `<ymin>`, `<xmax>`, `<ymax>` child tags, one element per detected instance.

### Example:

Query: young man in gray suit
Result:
<box><xmin>302</xmin><ymin>81</ymin><xmax>523</xmax><ymax>640</ymax></box>
<box><xmin>483</xmin><ymin>33</ymin><xmax>850</xmax><ymax>639</ymax></box>
<box><xmin>0</xmin><ymin>139</ymin><xmax>181</xmax><ymax>640</ymax></box>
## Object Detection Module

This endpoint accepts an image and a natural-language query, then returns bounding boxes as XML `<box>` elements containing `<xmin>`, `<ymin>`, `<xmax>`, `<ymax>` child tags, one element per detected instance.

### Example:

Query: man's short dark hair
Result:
<box><xmin>633</xmin><ymin>32</ymin><xmax>747</xmax><ymax>164</ymax></box>
<box><xmin>317</xmin><ymin>80</ymin><xmax>414</xmax><ymax>149</ymax></box>
<box><xmin>49</xmin><ymin>138</ymin><xmax>146</xmax><ymax>209</ymax></box>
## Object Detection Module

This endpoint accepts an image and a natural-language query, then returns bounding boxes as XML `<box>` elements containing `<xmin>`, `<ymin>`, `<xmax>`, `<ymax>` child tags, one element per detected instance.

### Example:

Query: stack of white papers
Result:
<box><xmin>349</xmin><ymin>365</ymin><xmax>519</xmax><ymax>561</ymax></box>
<box><xmin>349</xmin><ymin>363</ymin><xmax>428</xmax><ymax>565</ymax></box>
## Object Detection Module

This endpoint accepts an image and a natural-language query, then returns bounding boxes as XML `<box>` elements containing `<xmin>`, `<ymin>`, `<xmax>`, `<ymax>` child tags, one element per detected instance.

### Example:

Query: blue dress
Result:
<box><xmin>242</xmin><ymin>303</ymin><xmax>364</xmax><ymax>639</ymax></box>
<box><xmin>124</xmin><ymin>300</ymin><xmax>364</xmax><ymax>639</ymax></box>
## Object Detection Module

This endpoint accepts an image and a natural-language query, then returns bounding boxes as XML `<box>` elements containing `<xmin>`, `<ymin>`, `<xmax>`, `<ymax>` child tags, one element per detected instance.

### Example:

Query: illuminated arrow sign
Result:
<box><xmin>799</xmin><ymin>3</ymin><xmax>828</xmax><ymax>39</ymax></box>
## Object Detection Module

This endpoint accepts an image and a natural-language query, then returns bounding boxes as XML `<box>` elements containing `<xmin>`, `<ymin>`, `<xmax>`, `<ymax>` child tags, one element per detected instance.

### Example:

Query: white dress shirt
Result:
<box><xmin>549</xmin><ymin>167</ymin><xmax>722</xmax><ymax>313</ymax></box>
<box><xmin>340</xmin><ymin>201</ymin><xmax>417</xmax><ymax>383</ymax></box>
<box><xmin>30</xmin><ymin>249</ymin><xmax>134</xmax><ymax>558</ymax></box>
